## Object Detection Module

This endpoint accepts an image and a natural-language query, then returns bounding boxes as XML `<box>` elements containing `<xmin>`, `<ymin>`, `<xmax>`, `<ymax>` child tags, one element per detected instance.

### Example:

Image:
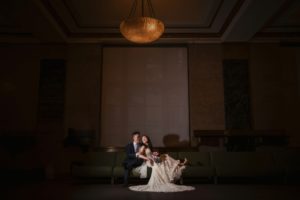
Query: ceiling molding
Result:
<box><xmin>219</xmin><ymin>0</ymin><xmax>245</xmax><ymax>35</ymax></box>
<box><xmin>61</xmin><ymin>0</ymin><xmax>225</xmax><ymax>30</ymax></box>
<box><xmin>256</xmin><ymin>0</ymin><xmax>300</xmax><ymax>39</ymax></box>
<box><xmin>221</xmin><ymin>0</ymin><xmax>298</xmax><ymax>42</ymax></box>
<box><xmin>40</xmin><ymin>0</ymin><xmax>245</xmax><ymax>40</ymax></box>
<box><xmin>2</xmin><ymin>0</ymin><xmax>299</xmax><ymax>43</ymax></box>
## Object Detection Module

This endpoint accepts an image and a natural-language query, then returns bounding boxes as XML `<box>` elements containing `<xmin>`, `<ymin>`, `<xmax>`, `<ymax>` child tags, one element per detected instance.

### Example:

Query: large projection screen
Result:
<box><xmin>101</xmin><ymin>47</ymin><xmax>189</xmax><ymax>147</ymax></box>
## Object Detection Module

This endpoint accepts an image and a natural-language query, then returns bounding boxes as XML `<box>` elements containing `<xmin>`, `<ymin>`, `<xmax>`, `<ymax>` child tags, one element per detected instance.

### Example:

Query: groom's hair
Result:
<box><xmin>132</xmin><ymin>131</ymin><xmax>141</xmax><ymax>136</ymax></box>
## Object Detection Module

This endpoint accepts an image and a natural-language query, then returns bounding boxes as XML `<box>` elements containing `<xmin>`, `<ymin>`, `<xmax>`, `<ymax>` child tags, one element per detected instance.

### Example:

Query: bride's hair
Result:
<box><xmin>138</xmin><ymin>144</ymin><xmax>147</xmax><ymax>155</ymax></box>
<box><xmin>142</xmin><ymin>135</ymin><xmax>153</xmax><ymax>152</ymax></box>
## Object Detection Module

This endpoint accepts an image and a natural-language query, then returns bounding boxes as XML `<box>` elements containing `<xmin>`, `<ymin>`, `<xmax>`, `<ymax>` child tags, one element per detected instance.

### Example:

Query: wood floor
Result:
<box><xmin>1</xmin><ymin>181</ymin><xmax>300</xmax><ymax>200</ymax></box>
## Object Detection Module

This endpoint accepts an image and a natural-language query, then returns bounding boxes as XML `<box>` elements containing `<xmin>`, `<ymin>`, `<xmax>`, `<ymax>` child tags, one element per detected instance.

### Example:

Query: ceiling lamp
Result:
<box><xmin>120</xmin><ymin>0</ymin><xmax>164</xmax><ymax>43</ymax></box>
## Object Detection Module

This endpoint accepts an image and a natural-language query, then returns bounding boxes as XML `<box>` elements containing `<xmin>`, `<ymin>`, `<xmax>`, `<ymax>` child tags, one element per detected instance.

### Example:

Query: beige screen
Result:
<box><xmin>101</xmin><ymin>47</ymin><xmax>189</xmax><ymax>147</ymax></box>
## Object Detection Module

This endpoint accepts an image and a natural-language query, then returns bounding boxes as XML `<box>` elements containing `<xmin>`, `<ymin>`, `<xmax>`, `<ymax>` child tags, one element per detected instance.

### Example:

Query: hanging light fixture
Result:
<box><xmin>120</xmin><ymin>0</ymin><xmax>164</xmax><ymax>43</ymax></box>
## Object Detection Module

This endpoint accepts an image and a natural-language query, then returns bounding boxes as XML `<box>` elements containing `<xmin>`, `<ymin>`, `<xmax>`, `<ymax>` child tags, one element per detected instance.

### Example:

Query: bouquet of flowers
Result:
<box><xmin>152</xmin><ymin>151</ymin><xmax>161</xmax><ymax>163</ymax></box>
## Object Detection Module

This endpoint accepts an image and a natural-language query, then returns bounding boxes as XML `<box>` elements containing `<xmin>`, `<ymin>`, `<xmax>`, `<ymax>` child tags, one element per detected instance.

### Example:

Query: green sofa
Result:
<box><xmin>71</xmin><ymin>152</ymin><xmax>116</xmax><ymax>183</ymax></box>
<box><xmin>273</xmin><ymin>149</ymin><xmax>300</xmax><ymax>183</ymax></box>
<box><xmin>112</xmin><ymin>151</ymin><xmax>152</xmax><ymax>183</ymax></box>
<box><xmin>211</xmin><ymin>152</ymin><xmax>283</xmax><ymax>183</ymax></box>
<box><xmin>70</xmin><ymin>150</ymin><xmax>300</xmax><ymax>184</ymax></box>
<box><xmin>178</xmin><ymin>152</ymin><xmax>215</xmax><ymax>183</ymax></box>
<box><xmin>71</xmin><ymin>151</ymin><xmax>152</xmax><ymax>183</ymax></box>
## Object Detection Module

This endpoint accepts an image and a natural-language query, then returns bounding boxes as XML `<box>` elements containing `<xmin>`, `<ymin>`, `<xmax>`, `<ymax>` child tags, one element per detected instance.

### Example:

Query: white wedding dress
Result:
<box><xmin>129</xmin><ymin>148</ymin><xmax>195</xmax><ymax>192</ymax></box>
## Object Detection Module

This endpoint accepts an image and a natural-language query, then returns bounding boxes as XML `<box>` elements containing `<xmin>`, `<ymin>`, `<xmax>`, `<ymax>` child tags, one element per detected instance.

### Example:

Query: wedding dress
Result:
<box><xmin>129</xmin><ymin>148</ymin><xmax>195</xmax><ymax>192</ymax></box>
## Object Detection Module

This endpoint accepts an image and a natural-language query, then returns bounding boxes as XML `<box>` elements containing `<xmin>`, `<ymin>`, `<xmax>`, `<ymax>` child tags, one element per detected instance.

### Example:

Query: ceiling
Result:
<box><xmin>0</xmin><ymin>0</ymin><xmax>299</xmax><ymax>43</ymax></box>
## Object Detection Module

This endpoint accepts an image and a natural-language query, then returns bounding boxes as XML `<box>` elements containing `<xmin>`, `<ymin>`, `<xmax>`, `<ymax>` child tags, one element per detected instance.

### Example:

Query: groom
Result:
<box><xmin>123</xmin><ymin>131</ymin><xmax>144</xmax><ymax>186</ymax></box>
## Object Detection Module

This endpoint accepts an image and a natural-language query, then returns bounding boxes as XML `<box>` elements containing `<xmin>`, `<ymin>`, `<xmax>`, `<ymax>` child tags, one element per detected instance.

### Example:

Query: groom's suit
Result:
<box><xmin>123</xmin><ymin>142</ymin><xmax>144</xmax><ymax>185</ymax></box>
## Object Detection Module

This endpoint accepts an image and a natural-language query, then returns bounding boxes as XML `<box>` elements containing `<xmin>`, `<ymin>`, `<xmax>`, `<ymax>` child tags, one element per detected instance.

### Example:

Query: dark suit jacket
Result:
<box><xmin>123</xmin><ymin>142</ymin><xmax>143</xmax><ymax>169</ymax></box>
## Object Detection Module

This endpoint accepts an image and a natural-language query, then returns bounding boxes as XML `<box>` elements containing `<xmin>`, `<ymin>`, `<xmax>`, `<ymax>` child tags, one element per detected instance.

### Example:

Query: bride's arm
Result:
<box><xmin>138</xmin><ymin>154</ymin><xmax>150</xmax><ymax>161</ymax></box>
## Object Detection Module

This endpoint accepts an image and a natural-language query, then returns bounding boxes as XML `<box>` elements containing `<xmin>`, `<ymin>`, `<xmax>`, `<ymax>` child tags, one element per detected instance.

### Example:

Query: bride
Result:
<box><xmin>129</xmin><ymin>135</ymin><xmax>195</xmax><ymax>192</ymax></box>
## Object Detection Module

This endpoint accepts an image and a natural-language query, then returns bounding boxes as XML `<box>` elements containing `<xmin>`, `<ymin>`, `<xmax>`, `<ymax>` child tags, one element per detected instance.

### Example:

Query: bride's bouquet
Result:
<box><xmin>152</xmin><ymin>151</ymin><xmax>161</xmax><ymax>163</ymax></box>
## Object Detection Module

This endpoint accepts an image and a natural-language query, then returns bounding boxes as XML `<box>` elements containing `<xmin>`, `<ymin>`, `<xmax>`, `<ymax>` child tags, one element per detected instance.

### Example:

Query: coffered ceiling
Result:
<box><xmin>259</xmin><ymin>0</ymin><xmax>300</xmax><ymax>37</ymax></box>
<box><xmin>0</xmin><ymin>0</ymin><xmax>299</xmax><ymax>43</ymax></box>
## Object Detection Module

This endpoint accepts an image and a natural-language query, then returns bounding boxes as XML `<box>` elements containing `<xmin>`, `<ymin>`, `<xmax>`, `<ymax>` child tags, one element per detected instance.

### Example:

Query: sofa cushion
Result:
<box><xmin>274</xmin><ymin>149</ymin><xmax>300</xmax><ymax>177</ymax></box>
<box><xmin>182</xmin><ymin>166</ymin><xmax>215</xmax><ymax>177</ymax></box>
<box><xmin>72</xmin><ymin>165</ymin><xmax>112</xmax><ymax>178</ymax></box>
<box><xmin>178</xmin><ymin>152</ymin><xmax>214</xmax><ymax>178</ymax></box>
<box><xmin>211</xmin><ymin>152</ymin><xmax>279</xmax><ymax>177</ymax></box>
<box><xmin>178</xmin><ymin>152</ymin><xmax>212</xmax><ymax>167</ymax></box>
<box><xmin>84</xmin><ymin>152</ymin><xmax>116</xmax><ymax>166</ymax></box>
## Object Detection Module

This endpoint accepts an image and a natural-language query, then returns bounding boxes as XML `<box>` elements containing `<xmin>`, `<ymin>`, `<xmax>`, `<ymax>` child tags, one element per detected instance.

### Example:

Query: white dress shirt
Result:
<box><xmin>133</xmin><ymin>142</ymin><xmax>139</xmax><ymax>157</ymax></box>
<box><xmin>133</xmin><ymin>142</ymin><xmax>138</xmax><ymax>152</ymax></box>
